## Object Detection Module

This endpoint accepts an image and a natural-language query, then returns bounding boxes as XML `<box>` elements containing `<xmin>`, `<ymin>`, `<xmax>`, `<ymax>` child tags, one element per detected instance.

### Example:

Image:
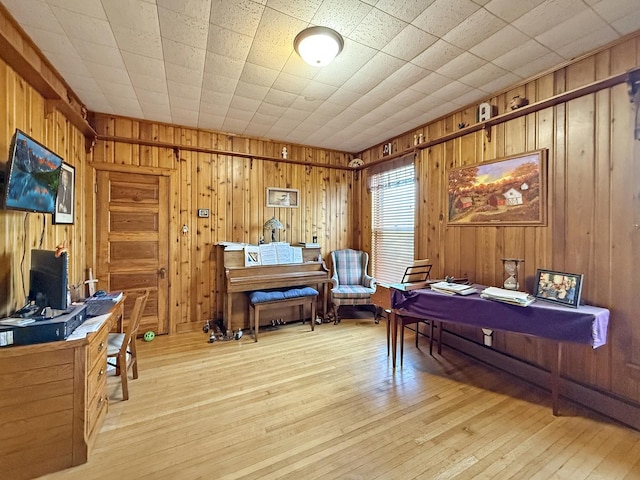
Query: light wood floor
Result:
<box><xmin>41</xmin><ymin>317</ymin><xmax>640</xmax><ymax>480</ymax></box>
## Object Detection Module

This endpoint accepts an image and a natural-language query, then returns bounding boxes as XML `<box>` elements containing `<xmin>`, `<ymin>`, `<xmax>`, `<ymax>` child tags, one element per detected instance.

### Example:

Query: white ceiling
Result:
<box><xmin>2</xmin><ymin>0</ymin><xmax>639</xmax><ymax>153</ymax></box>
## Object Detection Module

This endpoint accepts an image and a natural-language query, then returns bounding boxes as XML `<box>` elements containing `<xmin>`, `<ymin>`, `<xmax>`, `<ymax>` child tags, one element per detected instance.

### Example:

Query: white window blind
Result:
<box><xmin>370</xmin><ymin>163</ymin><xmax>415</xmax><ymax>286</ymax></box>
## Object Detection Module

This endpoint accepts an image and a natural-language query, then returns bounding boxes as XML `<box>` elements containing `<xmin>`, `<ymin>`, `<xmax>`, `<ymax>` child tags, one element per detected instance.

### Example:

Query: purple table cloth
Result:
<box><xmin>391</xmin><ymin>285</ymin><xmax>609</xmax><ymax>348</ymax></box>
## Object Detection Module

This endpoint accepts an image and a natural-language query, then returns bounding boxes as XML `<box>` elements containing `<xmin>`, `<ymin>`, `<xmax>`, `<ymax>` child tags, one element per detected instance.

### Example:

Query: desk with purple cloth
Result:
<box><xmin>389</xmin><ymin>285</ymin><xmax>610</xmax><ymax>415</ymax></box>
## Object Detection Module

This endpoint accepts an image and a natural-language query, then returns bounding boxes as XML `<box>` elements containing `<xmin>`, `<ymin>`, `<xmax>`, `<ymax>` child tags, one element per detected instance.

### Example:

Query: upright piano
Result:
<box><xmin>219</xmin><ymin>245</ymin><xmax>331</xmax><ymax>332</ymax></box>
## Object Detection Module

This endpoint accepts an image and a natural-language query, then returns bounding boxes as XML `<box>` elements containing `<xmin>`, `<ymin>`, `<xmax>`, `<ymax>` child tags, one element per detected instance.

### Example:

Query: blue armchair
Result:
<box><xmin>330</xmin><ymin>249</ymin><xmax>377</xmax><ymax>324</ymax></box>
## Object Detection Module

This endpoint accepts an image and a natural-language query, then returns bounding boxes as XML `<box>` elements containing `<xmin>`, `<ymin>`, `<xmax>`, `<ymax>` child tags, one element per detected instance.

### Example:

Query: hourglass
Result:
<box><xmin>501</xmin><ymin>258</ymin><xmax>524</xmax><ymax>290</ymax></box>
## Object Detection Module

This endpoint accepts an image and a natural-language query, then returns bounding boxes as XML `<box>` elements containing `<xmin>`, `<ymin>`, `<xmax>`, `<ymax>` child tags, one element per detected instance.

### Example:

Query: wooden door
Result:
<box><xmin>96</xmin><ymin>170</ymin><xmax>169</xmax><ymax>334</ymax></box>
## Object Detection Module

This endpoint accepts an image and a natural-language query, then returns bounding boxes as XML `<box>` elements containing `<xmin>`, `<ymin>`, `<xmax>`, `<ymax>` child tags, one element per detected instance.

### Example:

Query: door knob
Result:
<box><xmin>159</xmin><ymin>267</ymin><xmax>166</xmax><ymax>279</ymax></box>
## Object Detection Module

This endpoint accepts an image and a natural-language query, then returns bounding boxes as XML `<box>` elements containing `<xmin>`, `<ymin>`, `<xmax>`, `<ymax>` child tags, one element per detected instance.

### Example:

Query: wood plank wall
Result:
<box><xmin>0</xmin><ymin>58</ymin><xmax>87</xmax><ymax>316</ymax></box>
<box><xmin>357</xmin><ymin>36</ymin><xmax>640</xmax><ymax>407</ymax></box>
<box><xmin>89</xmin><ymin>116</ymin><xmax>355</xmax><ymax>332</ymax></box>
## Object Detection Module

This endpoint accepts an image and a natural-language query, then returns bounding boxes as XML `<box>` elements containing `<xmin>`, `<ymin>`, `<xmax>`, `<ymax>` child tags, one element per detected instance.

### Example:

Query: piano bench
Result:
<box><xmin>248</xmin><ymin>287</ymin><xmax>319</xmax><ymax>342</ymax></box>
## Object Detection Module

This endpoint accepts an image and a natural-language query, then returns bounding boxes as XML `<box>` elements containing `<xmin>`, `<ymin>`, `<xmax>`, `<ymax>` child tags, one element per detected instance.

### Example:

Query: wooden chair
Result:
<box><xmin>387</xmin><ymin>312</ymin><xmax>442</xmax><ymax>367</ymax></box>
<box><xmin>107</xmin><ymin>289</ymin><xmax>150</xmax><ymax>400</ymax></box>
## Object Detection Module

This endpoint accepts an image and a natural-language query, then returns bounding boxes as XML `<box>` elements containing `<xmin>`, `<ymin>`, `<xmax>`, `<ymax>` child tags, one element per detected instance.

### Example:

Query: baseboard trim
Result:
<box><xmin>440</xmin><ymin>329</ymin><xmax>640</xmax><ymax>432</ymax></box>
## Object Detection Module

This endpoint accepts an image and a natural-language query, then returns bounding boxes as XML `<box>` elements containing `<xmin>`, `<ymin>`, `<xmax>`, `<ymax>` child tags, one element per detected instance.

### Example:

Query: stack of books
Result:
<box><xmin>480</xmin><ymin>286</ymin><xmax>535</xmax><ymax>307</ymax></box>
<box><xmin>430</xmin><ymin>281</ymin><xmax>478</xmax><ymax>296</ymax></box>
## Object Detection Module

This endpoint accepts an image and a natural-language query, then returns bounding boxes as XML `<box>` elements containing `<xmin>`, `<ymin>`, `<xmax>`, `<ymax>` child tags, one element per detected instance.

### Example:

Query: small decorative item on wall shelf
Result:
<box><xmin>510</xmin><ymin>95</ymin><xmax>528</xmax><ymax>110</ymax></box>
<box><xmin>478</xmin><ymin>102</ymin><xmax>495</xmax><ymax>121</ymax></box>
<box><xmin>382</xmin><ymin>142</ymin><xmax>392</xmax><ymax>156</ymax></box>
<box><xmin>533</xmin><ymin>269</ymin><xmax>583</xmax><ymax>308</ymax></box>
<box><xmin>54</xmin><ymin>162</ymin><xmax>75</xmax><ymax>225</ymax></box>
<box><xmin>447</xmin><ymin>149</ymin><xmax>547</xmax><ymax>226</ymax></box>
<box><xmin>266</xmin><ymin>187</ymin><xmax>299</xmax><ymax>208</ymax></box>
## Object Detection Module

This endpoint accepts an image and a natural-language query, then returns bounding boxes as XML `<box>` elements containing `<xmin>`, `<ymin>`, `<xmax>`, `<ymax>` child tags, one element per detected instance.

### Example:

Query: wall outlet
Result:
<box><xmin>197</xmin><ymin>209</ymin><xmax>209</xmax><ymax>218</ymax></box>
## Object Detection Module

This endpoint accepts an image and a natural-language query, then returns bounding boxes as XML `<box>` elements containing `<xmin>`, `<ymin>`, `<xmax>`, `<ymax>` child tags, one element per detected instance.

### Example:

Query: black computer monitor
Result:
<box><xmin>29</xmin><ymin>249</ymin><xmax>68</xmax><ymax>311</ymax></box>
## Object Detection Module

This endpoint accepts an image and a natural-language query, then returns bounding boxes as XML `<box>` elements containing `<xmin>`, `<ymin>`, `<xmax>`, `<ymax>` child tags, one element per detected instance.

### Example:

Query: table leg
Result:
<box><xmin>551</xmin><ymin>342</ymin><xmax>563</xmax><ymax>416</ymax></box>
<box><xmin>391</xmin><ymin>310</ymin><xmax>398</xmax><ymax>369</ymax></box>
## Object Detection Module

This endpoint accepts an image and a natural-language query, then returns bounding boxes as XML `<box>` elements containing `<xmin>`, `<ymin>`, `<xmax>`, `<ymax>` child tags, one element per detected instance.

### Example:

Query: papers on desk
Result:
<box><xmin>480</xmin><ymin>286</ymin><xmax>535</xmax><ymax>307</ymax></box>
<box><xmin>430</xmin><ymin>281</ymin><xmax>478</xmax><ymax>296</ymax></box>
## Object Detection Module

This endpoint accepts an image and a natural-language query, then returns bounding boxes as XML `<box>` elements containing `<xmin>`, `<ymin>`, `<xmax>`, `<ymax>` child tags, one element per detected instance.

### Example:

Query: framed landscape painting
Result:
<box><xmin>447</xmin><ymin>150</ymin><xmax>547</xmax><ymax>226</ymax></box>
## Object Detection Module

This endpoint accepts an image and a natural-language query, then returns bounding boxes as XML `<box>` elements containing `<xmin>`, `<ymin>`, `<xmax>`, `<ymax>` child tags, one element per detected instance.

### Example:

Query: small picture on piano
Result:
<box><xmin>244</xmin><ymin>246</ymin><xmax>261</xmax><ymax>266</ymax></box>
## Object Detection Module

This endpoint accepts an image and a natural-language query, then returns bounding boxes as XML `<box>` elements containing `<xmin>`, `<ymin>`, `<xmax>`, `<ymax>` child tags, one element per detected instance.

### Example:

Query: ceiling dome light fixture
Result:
<box><xmin>294</xmin><ymin>26</ymin><xmax>344</xmax><ymax>66</ymax></box>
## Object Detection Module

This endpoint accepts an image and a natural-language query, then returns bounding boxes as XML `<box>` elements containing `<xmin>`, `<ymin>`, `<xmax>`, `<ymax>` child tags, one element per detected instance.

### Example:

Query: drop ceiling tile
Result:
<box><xmin>203</xmin><ymin>52</ymin><xmax>245</xmax><ymax>78</ymax></box>
<box><xmin>170</xmin><ymin>109</ymin><xmax>199</xmax><ymax>126</ymax></box>
<box><xmin>512</xmin><ymin>0</ymin><xmax>589</xmax><ymax>38</ymax></box>
<box><xmin>459</xmin><ymin>63</ymin><xmax>509</xmax><ymax>89</ymax></box>
<box><xmin>245</xmin><ymin>8</ymin><xmax>306</xmax><ymax>70</ymax></box>
<box><xmin>111</xmin><ymin>25</ymin><xmax>164</xmax><ymax>59</ymax></box>
<box><xmin>411</xmin><ymin>39</ymin><xmax>464</xmax><ymax>71</ymax></box>
<box><xmin>51</xmin><ymin>7</ymin><xmax>116</xmax><ymax>47</ymax></box>
<box><xmin>168</xmin><ymin>81</ymin><xmax>201</xmax><ymax>101</ymax></box>
<box><xmin>251</xmin><ymin>111</ymin><xmax>281</xmax><ymax>125</ymax></box>
<box><xmin>301</xmin><ymin>81</ymin><xmax>338</xmax><ymax>101</ymax></box>
<box><xmin>197</xmin><ymin>113</ymin><xmax>225</xmax><ymax>130</ymax></box>
<box><xmin>411</xmin><ymin>72</ymin><xmax>454</xmax><ymax>95</ymax></box>
<box><xmin>449</xmin><ymin>88</ymin><xmax>485</xmax><ymax>107</ymax></box>
<box><xmin>311</xmin><ymin>0</ymin><xmax>373</xmax><ymax>36</ymax></box>
<box><xmin>290</xmin><ymin>97</ymin><xmax>323</xmax><ymax>112</ymax></box>
<box><xmin>209</xmin><ymin>0</ymin><xmax>265</xmax><ymax>36</ymax></box>
<box><xmin>592</xmin><ymin>0</ymin><xmax>640</xmax><ymax>24</ymax></box>
<box><xmin>1</xmin><ymin>0</ymin><xmax>61</xmax><ymax>32</ymax></box>
<box><xmin>108</xmin><ymin>96</ymin><xmax>143</xmax><ymax>113</ymax></box>
<box><xmin>202</xmin><ymin>73</ymin><xmax>239</xmax><ymax>94</ymax></box>
<box><xmin>102</xmin><ymin>0</ymin><xmax>160</xmax><ymax>34</ymax></box>
<box><xmin>120</xmin><ymin>51</ymin><xmax>165</xmax><ymax>77</ymax></box>
<box><xmin>243</xmin><ymin>124</ymin><xmax>272</xmax><ymax>137</ymax></box>
<box><xmin>85</xmin><ymin>62</ymin><xmax>131</xmax><ymax>85</ymax></box>
<box><xmin>492</xmin><ymin>39</ymin><xmax>553</xmax><ymax>72</ymax></box>
<box><xmin>326</xmin><ymin>88</ymin><xmax>362</xmax><ymax>107</ymax></box>
<box><xmin>272</xmin><ymin>73</ymin><xmax>310</xmax><ymax>95</ymax></box>
<box><xmin>376</xmin><ymin>0</ymin><xmax>437</xmax><ymax>22</ymax></box>
<box><xmin>267</xmin><ymin>0</ymin><xmax>322</xmax><ymax>21</ymax></box>
<box><xmin>97</xmin><ymin>80</ymin><xmax>137</xmax><ymax>98</ymax></box>
<box><xmin>412</xmin><ymin>0</ymin><xmax>480</xmax><ymax>37</ymax></box>
<box><xmin>48</xmin><ymin>0</ymin><xmax>109</xmax><ymax>19</ymax></box>
<box><xmin>136</xmin><ymin>89</ymin><xmax>171</xmax><ymax>106</ymax></box>
<box><xmin>387</xmin><ymin>88</ymin><xmax>426</xmax><ymax>108</ymax></box>
<box><xmin>350</xmin><ymin>7</ymin><xmax>407</xmax><ymax>50</ymax></box>
<box><xmin>256</xmin><ymin>101</ymin><xmax>286</xmax><ymax>117</ymax></box>
<box><xmin>470</xmin><ymin>25</ymin><xmax>531</xmax><ymax>61</ymax></box>
<box><xmin>129</xmin><ymin>71</ymin><xmax>169</xmax><ymax>94</ymax></box>
<box><xmin>239</xmin><ymin>63</ymin><xmax>280</xmax><ymax>89</ymax></box>
<box><xmin>442</xmin><ymin>8</ymin><xmax>506</xmax><ymax>51</ymax></box>
<box><xmin>158</xmin><ymin>0</ymin><xmax>211</xmax><ymax>18</ymax></box>
<box><xmin>382</xmin><ymin>24</ymin><xmax>437</xmax><ymax>61</ymax></box>
<box><xmin>263</xmin><ymin>89</ymin><xmax>297</xmax><ymax>108</ymax></box>
<box><xmin>342</xmin><ymin>52</ymin><xmax>405</xmax><ymax>94</ymax></box>
<box><xmin>281</xmin><ymin>108</ymin><xmax>310</xmax><ymax>122</ymax></box>
<box><xmin>483</xmin><ymin>0</ymin><xmax>546</xmax><ymax>23</ymax></box>
<box><xmin>535</xmin><ymin>9</ymin><xmax>608</xmax><ymax>53</ymax></box>
<box><xmin>554</xmin><ymin>25</ymin><xmax>618</xmax><ymax>60</ymax></box>
<box><xmin>72</xmin><ymin>42</ymin><xmax>124</xmax><ymax>68</ymax></box>
<box><xmin>162</xmin><ymin>39</ymin><xmax>206</xmax><ymax>70</ymax></box>
<box><xmin>611</xmin><ymin>10</ymin><xmax>640</xmax><ymax>36</ymax></box>
<box><xmin>223</xmin><ymin>118</ymin><xmax>250</xmax><ymax>132</ymax></box>
<box><xmin>311</xmin><ymin>40</ymin><xmax>378</xmax><ymax>87</ymax></box>
<box><xmin>234</xmin><ymin>81</ymin><xmax>270</xmax><ymax>101</ymax></box>
<box><xmin>206</xmin><ymin>25</ymin><xmax>253</xmax><ymax>60</ymax></box>
<box><xmin>436</xmin><ymin>52</ymin><xmax>486</xmax><ymax>79</ymax></box>
<box><xmin>431</xmin><ymin>80</ymin><xmax>474</xmax><ymax>100</ymax></box>
<box><xmin>165</xmin><ymin>64</ymin><xmax>204</xmax><ymax>87</ymax></box>
<box><xmin>480</xmin><ymin>72</ymin><xmax>522</xmax><ymax>93</ymax></box>
<box><xmin>200</xmin><ymin>89</ymin><xmax>232</xmax><ymax>108</ymax></box>
<box><xmin>158</xmin><ymin>6</ymin><xmax>209</xmax><ymax>48</ymax></box>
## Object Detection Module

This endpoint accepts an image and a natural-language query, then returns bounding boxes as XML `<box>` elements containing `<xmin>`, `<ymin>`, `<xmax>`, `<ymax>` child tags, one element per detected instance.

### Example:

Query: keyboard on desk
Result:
<box><xmin>84</xmin><ymin>300</ymin><xmax>116</xmax><ymax>317</ymax></box>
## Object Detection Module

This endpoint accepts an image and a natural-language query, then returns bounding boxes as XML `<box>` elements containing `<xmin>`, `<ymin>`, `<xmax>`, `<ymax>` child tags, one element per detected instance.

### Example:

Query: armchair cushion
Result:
<box><xmin>330</xmin><ymin>249</ymin><xmax>377</xmax><ymax>322</ymax></box>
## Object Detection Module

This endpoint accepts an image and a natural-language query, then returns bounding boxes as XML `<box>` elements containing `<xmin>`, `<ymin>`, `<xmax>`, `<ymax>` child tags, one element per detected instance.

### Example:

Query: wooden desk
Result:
<box><xmin>0</xmin><ymin>300</ymin><xmax>124</xmax><ymax>480</ymax></box>
<box><xmin>220</xmin><ymin>245</ymin><xmax>330</xmax><ymax>332</ymax></box>
<box><xmin>389</xmin><ymin>286</ymin><xmax>609</xmax><ymax>415</ymax></box>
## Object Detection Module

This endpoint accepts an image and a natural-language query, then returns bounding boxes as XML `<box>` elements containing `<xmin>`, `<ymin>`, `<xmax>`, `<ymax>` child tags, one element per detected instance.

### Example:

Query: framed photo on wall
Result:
<box><xmin>447</xmin><ymin>149</ymin><xmax>547</xmax><ymax>226</ymax></box>
<box><xmin>54</xmin><ymin>162</ymin><xmax>74</xmax><ymax>224</ymax></box>
<box><xmin>266</xmin><ymin>187</ymin><xmax>299</xmax><ymax>208</ymax></box>
<box><xmin>533</xmin><ymin>269</ymin><xmax>583</xmax><ymax>308</ymax></box>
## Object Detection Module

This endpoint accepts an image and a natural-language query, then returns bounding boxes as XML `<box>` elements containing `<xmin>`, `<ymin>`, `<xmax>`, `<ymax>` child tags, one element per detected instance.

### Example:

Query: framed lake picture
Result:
<box><xmin>447</xmin><ymin>150</ymin><xmax>547</xmax><ymax>226</ymax></box>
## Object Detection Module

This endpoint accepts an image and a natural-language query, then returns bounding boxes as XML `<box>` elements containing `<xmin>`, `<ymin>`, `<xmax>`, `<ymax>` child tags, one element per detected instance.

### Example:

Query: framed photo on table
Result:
<box><xmin>54</xmin><ymin>162</ymin><xmax>74</xmax><ymax>224</ymax></box>
<box><xmin>533</xmin><ymin>269</ymin><xmax>583</xmax><ymax>308</ymax></box>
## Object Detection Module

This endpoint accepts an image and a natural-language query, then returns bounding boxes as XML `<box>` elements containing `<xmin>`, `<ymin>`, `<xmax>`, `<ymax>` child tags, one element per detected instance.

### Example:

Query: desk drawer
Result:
<box><xmin>88</xmin><ymin>329</ymin><xmax>108</xmax><ymax>370</ymax></box>
<box><xmin>87</xmin><ymin>375</ymin><xmax>108</xmax><ymax>440</ymax></box>
<box><xmin>87</xmin><ymin>354</ymin><xmax>107</xmax><ymax>402</ymax></box>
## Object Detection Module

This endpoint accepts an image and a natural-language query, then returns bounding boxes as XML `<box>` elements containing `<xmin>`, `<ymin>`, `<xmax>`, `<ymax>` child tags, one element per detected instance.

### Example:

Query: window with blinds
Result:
<box><xmin>370</xmin><ymin>162</ymin><xmax>415</xmax><ymax>286</ymax></box>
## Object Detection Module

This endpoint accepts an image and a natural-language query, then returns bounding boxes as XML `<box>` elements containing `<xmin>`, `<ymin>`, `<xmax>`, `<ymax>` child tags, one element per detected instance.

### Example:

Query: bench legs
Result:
<box><xmin>250</xmin><ymin>296</ymin><xmax>317</xmax><ymax>342</ymax></box>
